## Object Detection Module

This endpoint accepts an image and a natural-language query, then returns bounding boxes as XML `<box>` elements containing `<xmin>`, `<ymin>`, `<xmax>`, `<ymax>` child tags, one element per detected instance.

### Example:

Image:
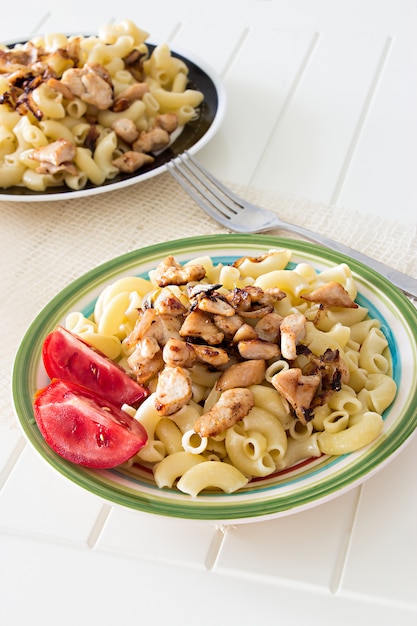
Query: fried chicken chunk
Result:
<box><xmin>194</xmin><ymin>388</ymin><xmax>255</xmax><ymax>437</ymax></box>
<box><xmin>301</xmin><ymin>281</ymin><xmax>358</xmax><ymax>309</ymax></box>
<box><xmin>154</xmin><ymin>366</ymin><xmax>193</xmax><ymax>415</ymax></box>
<box><xmin>271</xmin><ymin>368</ymin><xmax>321</xmax><ymax>424</ymax></box>
<box><xmin>153</xmin><ymin>256</ymin><xmax>206</xmax><ymax>287</ymax></box>
<box><xmin>61</xmin><ymin>63</ymin><xmax>114</xmax><ymax>109</ymax></box>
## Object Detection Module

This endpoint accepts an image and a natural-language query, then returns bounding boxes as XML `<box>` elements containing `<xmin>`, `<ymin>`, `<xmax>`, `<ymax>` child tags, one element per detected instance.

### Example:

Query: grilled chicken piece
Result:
<box><xmin>125</xmin><ymin>308</ymin><xmax>182</xmax><ymax>349</ymax></box>
<box><xmin>150</xmin><ymin>313</ymin><xmax>183</xmax><ymax>345</ymax></box>
<box><xmin>237</xmin><ymin>339</ymin><xmax>280</xmax><ymax>360</ymax></box>
<box><xmin>112</xmin><ymin>151</ymin><xmax>154</xmax><ymax>173</ymax></box>
<box><xmin>280</xmin><ymin>311</ymin><xmax>306</xmax><ymax>360</ymax></box>
<box><xmin>155</xmin><ymin>113</ymin><xmax>178</xmax><ymax>133</ymax></box>
<box><xmin>0</xmin><ymin>45</ymin><xmax>38</xmax><ymax>68</ymax></box>
<box><xmin>194</xmin><ymin>292</ymin><xmax>236</xmax><ymax>317</ymax></box>
<box><xmin>151</xmin><ymin>288</ymin><xmax>188</xmax><ymax>316</ymax></box>
<box><xmin>246</xmin><ymin>285</ymin><xmax>286</xmax><ymax>306</ymax></box>
<box><xmin>192</xmin><ymin>344</ymin><xmax>229</xmax><ymax>368</ymax></box>
<box><xmin>216</xmin><ymin>359</ymin><xmax>266</xmax><ymax>391</ymax></box>
<box><xmin>194</xmin><ymin>388</ymin><xmax>255</xmax><ymax>437</ymax></box>
<box><xmin>225</xmin><ymin>287</ymin><xmax>252</xmax><ymax>314</ymax></box>
<box><xmin>226</xmin><ymin>285</ymin><xmax>282</xmax><ymax>319</ymax></box>
<box><xmin>111</xmin><ymin>117</ymin><xmax>140</xmax><ymax>144</ymax></box>
<box><xmin>241</xmin><ymin>305</ymin><xmax>274</xmax><ymax>319</ymax></box>
<box><xmin>162</xmin><ymin>338</ymin><xmax>229</xmax><ymax>369</ymax></box>
<box><xmin>35</xmin><ymin>161</ymin><xmax>78</xmax><ymax>176</ymax></box>
<box><xmin>61</xmin><ymin>63</ymin><xmax>114</xmax><ymax>109</ymax></box>
<box><xmin>302</xmin><ymin>347</ymin><xmax>350</xmax><ymax>397</ymax></box>
<box><xmin>125</xmin><ymin>308</ymin><xmax>158</xmax><ymax>348</ymax></box>
<box><xmin>254</xmin><ymin>312</ymin><xmax>283</xmax><ymax>342</ymax></box>
<box><xmin>125</xmin><ymin>309</ymin><xmax>182</xmax><ymax>382</ymax></box>
<box><xmin>29</xmin><ymin>138</ymin><xmax>76</xmax><ymax>167</ymax></box>
<box><xmin>162</xmin><ymin>338</ymin><xmax>195</xmax><ymax>368</ymax></box>
<box><xmin>153</xmin><ymin>256</ymin><xmax>206</xmax><ymax>287</ymax></box>
<box><xmin>112</xmin><ymin>82</ymin><xmax>149</xmax><ymax>111</ymax></box>
<box><xmin>213</xmin><ymin>313</ymin><xmax>244</xmax><ymax>340</ymax></box>
<box><xmin>127</xmin><ymin>346</ymin><xmax>164</xmax><ymax>384</ymax></box>
<box><xmin>301</xmin><ymin>281</ymin><xmax>358</xmax><ymax>309</ymax></box>
<box><xmin>179</xmin><ymin>310</ymin><xmax>224</xmax><ymax>344</ymax></box>
<box><xmin>133</xmin><ymin>127</ymin><xmax>170</xmax><ymax>153</ymax></box>
<box><xmin>271</xmin><ymin>368</ymin><xmax>321</xmax><ymax>424</ymax></box>
<box><xmin>232</xmin><ymin>323</ymin><xmax>258</xmax><ymax>343</ymax></box>
<box><xmin>154</xmin><ymin>366</ymin><xmax>193</xmax><ymax>415</ymax></box>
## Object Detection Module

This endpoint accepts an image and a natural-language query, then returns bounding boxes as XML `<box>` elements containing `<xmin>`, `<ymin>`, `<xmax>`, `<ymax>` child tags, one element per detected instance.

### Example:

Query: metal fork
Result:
<box><xmin>167</xmin><ymin>151</ymin><xmax>417</xmax><ymax>299</ymax></box>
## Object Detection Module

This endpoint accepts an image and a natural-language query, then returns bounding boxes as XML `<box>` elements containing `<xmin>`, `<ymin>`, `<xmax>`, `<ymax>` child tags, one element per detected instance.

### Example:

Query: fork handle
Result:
<box><xmin>278</xmin><ymin>221</ymin><xmax>417</xmax><ymax>299</ymax></box>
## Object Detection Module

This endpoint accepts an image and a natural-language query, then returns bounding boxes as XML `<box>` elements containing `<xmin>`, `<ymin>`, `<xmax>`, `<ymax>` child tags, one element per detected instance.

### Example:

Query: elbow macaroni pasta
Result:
<box><xmin>0</xmin><ymin>20</ymin><xmax>204</xmax><ymax>191</ymax></box>
<box><xmin>63</xmin><ymin>249</ymin><xmax>397</xmax><ymax>496</ymax></box>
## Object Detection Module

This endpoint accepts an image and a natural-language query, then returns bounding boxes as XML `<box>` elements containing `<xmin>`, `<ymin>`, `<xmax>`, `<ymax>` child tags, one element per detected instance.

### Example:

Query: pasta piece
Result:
<box><xmin>93</xmin><ymin>131</ymin><xmax>119</xmax><ymax>180</ymax></box>
<box><xmin>182</xmin><ymin>429</ymin><xmax>208</xmax><ymax>455</ymax></box>
<box><xmin>132</xmin><ymin>393</ymin><xmax>165</xmax><ymax>462</ymax></box>
<box><xmin>358</xmin><ymin>327</ymin><xmax>390</xmax><ymax>374</ymax></box>
<box><xmin>226</xmin><ymin>406</ymin><xmax>287</xmax><ymax>477</ymax></box>
<box><xmin>154</xmin><ymin>451</ymin><xmax>206</xmax><ymax>489</ymax></box>
<box><xmin>321</xmin><ymin>410</ymin><xmax>350</xmax><ymax>434</ymax></box>
<box><xmin>177</xmin><ymin>461</ymin><xmax>248</xmax><ymax>496</ymax></box>
<box><xmin>255</xmin><ymin>269</ymin><xmax>309</xmax><ymax>301</ymax></box>
<box><xmin>288</xmin><ymin>418</ymin><xmax>314</xmax><ymax>440</ymax></box>
<box><xmin>277</xmin><ymin>434</ymin><xmax>322</xmax><ymax>470</ymax></box>
<box><xmin>317</xmin><ymin>411</ymin><xmax>383</xmax><ymax>455</ymax></box>
<box><xmin>357</xmin><ymin>373</ymin><xmax>397</xmax><ymax>414</ymax></box>
<box><xmin>64</xmin><ymin>170</ymin><xmax>88</xmax><ymax>190</ymax></box>
<box><xmin>74</xmin><ymin>147</ymin><xmax>106</xmax><ymax>185</ymax></box>
<box><xmin>40</xmin><ymin>120</ymin><xmax>77</xmax><ymax>142</ymax></box>
<box><xmin>31</xmin><ymin>83</ymin><xmax>66</xmax><ymax>119</ymax></box>
<box><xmin>234</xmin><ymin>249</ymin><xmax>292</xmax><ymax>278</ymax></box>
<box><xmin>249</xmin><ymin>384</ymin><xmax>292</xmax><ymax>428</ymax></box>
<box><xmin>65</xmin><ymin>310</ymin><xmax>122</xmax><ymax>360</ymax></box>
<box><xmin>349</xmin><ymin>318</ymin><xmax>381</xmax><ymax>344</ymax></box>
<box><xmin>327</xmin><ymin>386</ymin><xmax>363</xmax><ymax>415</ymax></box>
<box><xmin>155</xmin><ymin>418</ymin><xmax>183</xmax><ymax>455</ymax></box>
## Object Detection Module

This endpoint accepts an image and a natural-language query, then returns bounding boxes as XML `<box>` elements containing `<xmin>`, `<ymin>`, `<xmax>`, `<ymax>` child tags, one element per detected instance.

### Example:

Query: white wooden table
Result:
<box><xmin>0</xmin><ymin>2</ymin><xmax>416</xmax><ymax>625</ymax></box>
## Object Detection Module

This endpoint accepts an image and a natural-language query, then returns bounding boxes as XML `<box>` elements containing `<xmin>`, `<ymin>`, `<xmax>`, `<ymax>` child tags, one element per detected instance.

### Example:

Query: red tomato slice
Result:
<box><xmin>34</xmin><ymin>378</ymin><xmax>148</xmax><ymax>468</ymax></box>
<box><xmin>42</xmin><ymin>325</ymin><xmax>148</xmax><ymax>408</ymax></box>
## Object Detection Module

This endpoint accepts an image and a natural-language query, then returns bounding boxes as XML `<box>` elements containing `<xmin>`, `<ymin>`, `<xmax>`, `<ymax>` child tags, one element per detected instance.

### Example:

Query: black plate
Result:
<box><xmin>0</xmin><ymin>42</ymin><xmax>224</xmax><ymax>200</ymax></box>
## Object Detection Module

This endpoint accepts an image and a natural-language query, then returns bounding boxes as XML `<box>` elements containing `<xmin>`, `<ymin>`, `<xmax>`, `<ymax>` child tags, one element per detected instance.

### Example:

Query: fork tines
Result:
<box><xmin>166</xmin><ymin>151</ymin><xmax>242</xmax><ymax>225</ymax></box>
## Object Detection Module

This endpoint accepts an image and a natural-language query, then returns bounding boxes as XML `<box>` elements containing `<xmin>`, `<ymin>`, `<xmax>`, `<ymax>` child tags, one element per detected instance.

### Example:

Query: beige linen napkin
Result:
<box><xmin>1</xmin><ymin>172</ymin><xmax>416</xmax><ymax>429</ymax></box>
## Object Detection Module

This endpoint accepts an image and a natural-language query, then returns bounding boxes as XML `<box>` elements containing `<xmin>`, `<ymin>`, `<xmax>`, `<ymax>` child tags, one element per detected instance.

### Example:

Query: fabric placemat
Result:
<box><xmin>1</xmin><ymin>172</ymin><xmax>416</xmax><ymax>429</ymax></box>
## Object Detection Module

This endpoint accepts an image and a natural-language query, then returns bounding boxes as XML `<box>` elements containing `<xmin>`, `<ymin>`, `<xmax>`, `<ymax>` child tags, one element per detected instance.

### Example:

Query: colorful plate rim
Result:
<box><xmin>0</xmin><ymin>42</ymin><xmax>225</xmax><ymax>202</ymax></box>
<box><xmin>12</xmin><ymin>234</ymin><xmax>417</xmax><ymax>523</ymax></box>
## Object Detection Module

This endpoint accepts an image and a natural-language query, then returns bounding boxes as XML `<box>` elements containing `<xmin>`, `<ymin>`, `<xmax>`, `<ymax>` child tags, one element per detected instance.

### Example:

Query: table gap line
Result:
<box><xmin>205</xmin><ymin>524</ymin><xmax>232</xmax><ymax>570</ymax></box>
<box><xmin>219</xmin><ymin>27</ymin><xmax>251</xmax><ymax>79</ymax></box>
<box><xmin>29</xmin><ymin>13</ymin><xmax>53</xmax><ymax>37</ymax></box>
<box><xmin>87</xmin><ymin>504</ymin><xmax>113</xmax><ymax>548</ymax></box>
<box><xmin>248</xmin><ymin>30</ymin><xmax>321</xmax><ymax>187</ymax></box>
<box><xmin>166</xmin><ymin>21</ymin><xmax>184</xmax><ymax>44</ymax></box>
<box><xmin>329</xmin><ymin>484</ymin><xmax>363</xmax><ymax>594</ymax></box>
<box><xmin>330</xmin><ymin>36</ymin><xmax>394</xmax><ymax>207</ymax></box>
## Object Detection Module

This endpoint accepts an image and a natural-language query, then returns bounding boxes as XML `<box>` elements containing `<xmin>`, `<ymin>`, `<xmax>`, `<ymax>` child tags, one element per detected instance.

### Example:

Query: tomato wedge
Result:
<box><xmin>42</xmin><ymin>325</ymin><xmax>148</xmax><ymax>408</ymax></box>
<box><xmin>34</xmin><ymin>378</ymin><xmax>148</xmax><ymax>468</ymax></box>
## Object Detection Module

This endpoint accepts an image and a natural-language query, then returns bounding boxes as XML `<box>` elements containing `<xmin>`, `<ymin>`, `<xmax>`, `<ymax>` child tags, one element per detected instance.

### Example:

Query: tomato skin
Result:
<box><xmin>42</xmin><ymin>325</ymin><xmax>148</xmax><ymax>408</ymax></box>
<box><xmin>34</xmin><ymin>379</ymin><xmax>148</xmax><ymax>468</ymax></box>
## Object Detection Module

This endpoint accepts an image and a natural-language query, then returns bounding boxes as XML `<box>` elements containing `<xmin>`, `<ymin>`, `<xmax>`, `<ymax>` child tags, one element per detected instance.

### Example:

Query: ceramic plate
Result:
<box><xmin>0</xmin><ymin>44</ymin><xmax>225</xmax><ymax>202</ymax></box>
<box><xmin>12</xmin><ymin>234</ymin><xmax>417</xmax><ymax>523</ymax></box>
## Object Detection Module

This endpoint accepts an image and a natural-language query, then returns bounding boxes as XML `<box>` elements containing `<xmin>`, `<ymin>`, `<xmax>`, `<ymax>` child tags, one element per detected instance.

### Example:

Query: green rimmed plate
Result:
<box><xmin>11</xmin><ymin>234</ymin><xmax>417</xmax><ymax>523</ymax></box>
